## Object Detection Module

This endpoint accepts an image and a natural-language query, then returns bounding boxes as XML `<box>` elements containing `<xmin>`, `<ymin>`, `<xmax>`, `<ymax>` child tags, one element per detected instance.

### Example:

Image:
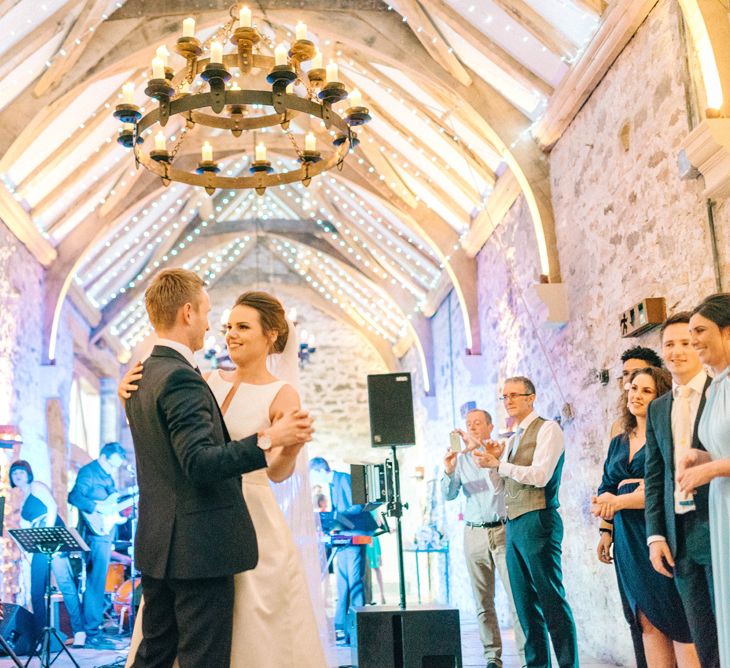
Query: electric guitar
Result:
<box><xmin>82</xmin><ymin>485</ymin><xmax>139</xmax><ymax>537</ymax></box>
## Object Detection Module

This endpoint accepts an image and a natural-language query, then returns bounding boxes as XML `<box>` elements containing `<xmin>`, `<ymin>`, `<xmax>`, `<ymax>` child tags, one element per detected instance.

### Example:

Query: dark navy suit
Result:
<box><xmin>644</xmin><ymin>379</ymin><xmax>719</xmax><ymax>667</ymax></box>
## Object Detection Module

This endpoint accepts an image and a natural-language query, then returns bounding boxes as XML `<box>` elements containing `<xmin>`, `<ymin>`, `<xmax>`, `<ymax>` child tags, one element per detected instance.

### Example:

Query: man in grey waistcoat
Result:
<box><xmin>474</xmin><ymin>376</ymin><xmax>577</xmax><ymax>668</ymax></box>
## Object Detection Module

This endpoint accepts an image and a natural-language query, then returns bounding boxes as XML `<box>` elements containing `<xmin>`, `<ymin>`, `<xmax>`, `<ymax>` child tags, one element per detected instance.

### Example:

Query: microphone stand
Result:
<box><xmin>126</xmin><ymin>467</ymin><xmax>138</xmax><ymax>633</ymax></box>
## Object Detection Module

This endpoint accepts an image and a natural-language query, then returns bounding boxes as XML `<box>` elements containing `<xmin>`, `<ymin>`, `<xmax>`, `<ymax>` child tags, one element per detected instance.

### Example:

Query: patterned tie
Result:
<box><xmin>509</xmin><ymin>427</ymin><xmax>524</xmax><ymax>462</ymax></box>
<box><xmin>674</xmin><ymin>385</ymin><xmax>695</xmax><ymax>514</ymax></box>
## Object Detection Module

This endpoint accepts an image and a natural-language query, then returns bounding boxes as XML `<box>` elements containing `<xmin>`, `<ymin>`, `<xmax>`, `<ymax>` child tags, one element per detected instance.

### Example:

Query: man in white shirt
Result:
<box><xmin>474</xmin><ymin>376</ymin><xmax>577</xmax><ymax>668</ymax></box>
<box><xmin>644</xmin><ymin>313</ymin><xmax>718</xmax><ymax>667</ymax></box>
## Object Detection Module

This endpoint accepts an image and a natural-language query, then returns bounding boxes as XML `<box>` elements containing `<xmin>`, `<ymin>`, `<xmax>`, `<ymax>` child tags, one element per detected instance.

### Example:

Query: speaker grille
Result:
<box><xmin>367</xmin><ymin>373</ymin><xmax>416</xmax><ymax>448</ymax></box>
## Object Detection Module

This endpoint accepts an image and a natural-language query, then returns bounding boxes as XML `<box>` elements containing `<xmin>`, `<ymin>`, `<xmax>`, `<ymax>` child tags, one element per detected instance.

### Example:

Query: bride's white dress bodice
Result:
<box><xmin>207</xmin><ymin>371</ymin><xmax>327</xmax><ymax>668</ymax></box>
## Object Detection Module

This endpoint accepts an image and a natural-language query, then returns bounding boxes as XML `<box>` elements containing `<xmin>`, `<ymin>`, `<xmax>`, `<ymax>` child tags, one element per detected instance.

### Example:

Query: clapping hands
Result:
<box><xmin>472</xmin><ymin>439</ymin><xmax>505</xmax><ymax>469</ymax></box>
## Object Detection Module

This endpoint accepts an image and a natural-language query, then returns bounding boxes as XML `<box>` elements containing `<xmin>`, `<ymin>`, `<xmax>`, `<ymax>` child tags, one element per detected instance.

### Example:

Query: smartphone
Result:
<box><xmin>449</xmin><ymin>431</ymin><xmax>462</xmax><ymax>453</ymax></box>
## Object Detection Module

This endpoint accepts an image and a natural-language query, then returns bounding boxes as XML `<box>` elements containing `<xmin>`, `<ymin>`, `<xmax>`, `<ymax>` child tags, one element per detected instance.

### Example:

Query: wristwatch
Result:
<box><xmin>257</xmin><ymin>432</ymin><xmax>272</xmax><ymax>451</ymax></box>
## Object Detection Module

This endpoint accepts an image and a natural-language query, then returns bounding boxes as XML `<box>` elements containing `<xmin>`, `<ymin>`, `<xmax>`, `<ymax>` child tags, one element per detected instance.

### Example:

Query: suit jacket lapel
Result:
<box><xmin>691</xmin><ymin>376</ymin><xmax>712</xmax><ymax>450</ymax></box>
<box><xmin>658</xmin><ymin>393</ymin><xmax>675</xmax><ymax>471</ymax></box>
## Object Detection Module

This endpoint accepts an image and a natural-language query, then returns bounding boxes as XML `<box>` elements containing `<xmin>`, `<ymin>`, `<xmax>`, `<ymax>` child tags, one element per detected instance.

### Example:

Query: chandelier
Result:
<box><xmin>112</xmin><ymin>5</ymin><xmax>371</xmax><ymax>196</ymax></box>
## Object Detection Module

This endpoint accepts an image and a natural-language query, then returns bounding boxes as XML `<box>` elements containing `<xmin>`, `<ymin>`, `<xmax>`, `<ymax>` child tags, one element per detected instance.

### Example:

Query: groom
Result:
<box><xmin>126</xmin><ymin>268</ymin><xmax>314</xmax><ymax>668</ymax></box>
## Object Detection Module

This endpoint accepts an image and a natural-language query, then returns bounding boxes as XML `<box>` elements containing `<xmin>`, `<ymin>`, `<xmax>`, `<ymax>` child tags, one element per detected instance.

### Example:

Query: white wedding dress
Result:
<box><xmin>126</xmin><ymin>372</ymin><xmax>327</xmax><ymax>668</ymax></box>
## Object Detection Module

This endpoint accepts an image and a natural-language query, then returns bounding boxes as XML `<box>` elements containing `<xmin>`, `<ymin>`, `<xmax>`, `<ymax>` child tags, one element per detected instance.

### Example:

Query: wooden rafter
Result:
<box><xmin>34</xmin><ymin>0</ymin><xmax>123</xmax><ymax>97</ymax></box>
<box><xmin>387</xmin><ymin>0</ymin><xmax>472</xmax><ymax>86</ymax></box>
<box><xmin>573</xmin><ymin>0</ymin><xmax>608</xmax><ymax>15</ymax></box>
<box><xmin>0</xmin><ymin>2</ymin><xmax>82</xmax><ymax>83</ymax></box>
<box><xmin>419</xmin><ymin>0</ymin><xmax>554</xmax><ymax>98</ymax></box>
<box><xmin>490</xmin><ymin>0</ymin><xmax>577</xmax><ymax>59</ymax></box>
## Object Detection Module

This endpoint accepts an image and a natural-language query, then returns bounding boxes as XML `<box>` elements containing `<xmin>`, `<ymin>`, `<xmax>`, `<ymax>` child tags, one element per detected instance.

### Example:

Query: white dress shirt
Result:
<box><xmin>497</xmin><ymin>411</ymin><xmax>565</xmax><ymax>488</ymax></box>
<box><xmin>156</xmin><ymin>337</ymin><xmax>198</xmax><ymax>369</ymax></box>
<box><xmin>670</xmin><ymin>370</ymin><xmax>707</xmax><ymax>443</ymax></box>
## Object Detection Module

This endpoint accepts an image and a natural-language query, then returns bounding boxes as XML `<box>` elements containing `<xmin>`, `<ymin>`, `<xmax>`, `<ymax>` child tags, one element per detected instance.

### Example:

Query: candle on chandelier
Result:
<box><xmin>154</xmin><ymin>132</ymin><xmax>166</xmax><ymax>151</ymax></box>
<box><xmin>308</xmin><ymin>334</ymin><xmax>316</xmax><ymax>348</ymax></box>
<box><xmin>348</xmin><ymin>88</ymin><xmax>362</xmax><ymax>108</ymax></box>
<box><xmin>210</xmin><ymin>41</ymin><xmax>223</xmax><ymax>65</ymax></box>
<box><xmin>295</xmin><ymin>21</ymin><xmax>307</xmax><ymax>41</ymax></box>
<box><xmin>274</xmin><ymin>43</ymin><xmax>288</xmax><ymax>67</ymax></box>
<box><xmin>182</xmin><ymin>17</ymin><xmax>196</xmax><ymax>38</ymax></box>
<box><xmin>326</xmin><ymin>60</ymin><xmax>339</xmax><ymax>83</ymax></box>
<box><xmin>156</xmin><ymin>45</ymin><xmax>169</xmax><ymax>67</ymax></box>
<box><xmin>151</xmin><ymin>56</ymin><xmax>165</xmax><ymax>79</ymax></box>
<box><xmin>122</xmin><ymin>82</ymin><xmax>134</xmax><ymax>104</ymax></box>
<box><xmin>311</xmin><ymin>50</ymin><xmax>322</xmax><ymax>69</ymax></box>
<box><xmin>255</xmin><ymin>142</ymin><xmax>267</xmax><ymax>162</ymax></box>
<box><xmin>239</xmin><ymin>6</ymin><xmax>252</xmax><ymax>28</ymax></box>
<box><xmin>304</xmin><ymin>132</ymin><xmax>316</xmax><ymax>152</ymax></box>
<box><xmin>122</xmin><ymin>123</ymin><xmax>135</xmax><ymax>133</ymax></box>
<box><xmin>230</xmin><ymin>81</ymin><xmax>241</xmax><ymax>91</ymax></box>
<box><xmin>202</xmin><ymin>141</ymin><xmax>213</xmax><ymax>162</ymax></box>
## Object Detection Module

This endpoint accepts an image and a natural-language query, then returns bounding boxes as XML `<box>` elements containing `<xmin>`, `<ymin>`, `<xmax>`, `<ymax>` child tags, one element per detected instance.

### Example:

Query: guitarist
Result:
<box><xmin>68</xmin><ymin>441</ymin><xmax>127</xmax><ymax>649</ymax></box>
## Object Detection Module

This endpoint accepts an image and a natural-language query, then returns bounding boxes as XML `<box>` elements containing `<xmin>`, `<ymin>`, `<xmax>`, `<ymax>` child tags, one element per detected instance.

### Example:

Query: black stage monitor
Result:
<box><xmin>367</xmin><ymin>372</ymin><xmax>416</xmax><ymax>448</ymax></box>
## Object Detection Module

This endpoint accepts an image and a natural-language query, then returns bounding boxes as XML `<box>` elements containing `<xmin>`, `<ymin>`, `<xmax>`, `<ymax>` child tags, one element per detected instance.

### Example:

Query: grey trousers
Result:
<box><xmin>464</xmin><ymin>523</ymin><xmax>526</xmax><ymax>667</ymax></box>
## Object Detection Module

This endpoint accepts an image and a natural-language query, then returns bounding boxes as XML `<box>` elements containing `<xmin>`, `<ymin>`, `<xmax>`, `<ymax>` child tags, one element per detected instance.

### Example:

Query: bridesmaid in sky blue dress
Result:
<box><xmin>681</xmin><ymin>294</ymin><xmax>730</xmax><ymax>668</ymax></box>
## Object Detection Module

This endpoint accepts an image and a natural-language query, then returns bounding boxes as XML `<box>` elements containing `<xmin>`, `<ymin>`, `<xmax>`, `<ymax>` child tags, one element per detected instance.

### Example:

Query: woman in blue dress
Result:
<box><xmin>593</xmin><ymin>367</ymin><xmax>700</xmax><ymax>667</ymax></box>
<box><xmin>680</xmin><ymin>293</ymin><xmax>730</xmax><ymax>667</ymax></box>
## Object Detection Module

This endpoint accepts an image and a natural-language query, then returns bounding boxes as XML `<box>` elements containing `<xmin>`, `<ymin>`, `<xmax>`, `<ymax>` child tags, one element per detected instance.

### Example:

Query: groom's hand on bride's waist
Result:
<box><xmin>263</xmin><ymin>409</ymin><xmax>314</xmax><ymax>448</ymax></box>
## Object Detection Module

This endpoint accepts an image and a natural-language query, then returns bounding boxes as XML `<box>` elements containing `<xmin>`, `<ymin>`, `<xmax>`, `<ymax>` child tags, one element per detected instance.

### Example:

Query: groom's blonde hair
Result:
<box><xmin>145</xmin><ymin>268</ymin><xmax>205</xmax><ymax>330</ymax></box>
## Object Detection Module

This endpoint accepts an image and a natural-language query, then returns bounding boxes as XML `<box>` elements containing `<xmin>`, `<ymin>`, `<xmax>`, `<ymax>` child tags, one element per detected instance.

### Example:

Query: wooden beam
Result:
<box><xmin>388</xmin><ymin>0</ymin><xmax>472</xmax><ymax>86</ymax></box>
<box><xmin>0</xmin><ymin>182</ymin><xmax>57</xmax><ymax>266</ymax></box>
<box><xmin>461</xmin><ymin>168</ymin><xmax>521</xmax><ymax>257</ymax></box>
<box><xmin>31</xmin><ymin>140</ymin><xmax>116</xmax><ymax>220</ymax></box>
<box><xmin>0</xmin><ymin>2</ymin><xmax>82</xmax><ymax>84</ymax></box>
<box><xmin>573</xmin><ymin>0</ymin><xmax>608</xmax><ymax>15</ymax></box>
<box><xmin>534</xmin><ymin>0</ymin><xmax>659</xmax><ymax>148</ymax></box>
<box><xmin>0</xmin><ymin>0</ymin><xmax>24</xmax><ymax>17</ymax></box>
<box><xmin>34</xmin><ymin>0</ymin><xmax>129</xmax><ymax>97</ymax></box>
<box><xmin>420</xmin><ymin>0</ymin><xmax>554</xmax><ymax>98</ymax></box>
<box><xmin>490</xmin><ymin>0</ymin><xmax>577</xmax><ymax>59</ymax></box>
<box><xmin>16</xmin><ymin>81</ymin><xmax>140</xmax><ymax>193</ymax></box>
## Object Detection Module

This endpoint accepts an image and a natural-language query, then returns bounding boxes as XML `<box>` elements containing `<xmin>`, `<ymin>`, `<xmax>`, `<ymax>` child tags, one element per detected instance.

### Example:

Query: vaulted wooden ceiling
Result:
<box><xmin>1</xmin><ymin>0</ymin><xmax>645</xmax><ymax>385</ymax></box>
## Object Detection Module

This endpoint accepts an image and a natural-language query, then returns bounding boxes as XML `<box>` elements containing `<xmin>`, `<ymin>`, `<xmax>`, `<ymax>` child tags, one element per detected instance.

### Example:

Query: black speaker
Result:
<box><xmin>367</xmin><ymin>373</ymin><xmax>416</xmax><ymax>448</ymax></box>
<box><xmin>0</xmin><ymin>603</ymin><xmax>35</xmax><ymax>656</ymax></box>
<box><xmin>350</xmin><ymin>605</ymin><xmax>462</xmax><ymax>667</ymax></box>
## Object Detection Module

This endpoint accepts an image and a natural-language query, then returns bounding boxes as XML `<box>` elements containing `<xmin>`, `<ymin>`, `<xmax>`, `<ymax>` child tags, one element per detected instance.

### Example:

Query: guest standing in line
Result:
<box><xmin>593</xmin><ymin>368</ymin><xmax>699</xmax><ymax>667</ymax></box>
<box><xmin>609</xmin><ymin>346</ymin><xmax>664</xmax><ymax>439</ymax></box>
<box><xmin>443</xmin><ymin>408</ymin><xmax>525</xmax><ymax>668</ymax></box>
<box><xmin>679</xmin><ymin>294</ymin><xmax>730</xmax><ymax>667</ymax></box>
<box><xmin>474</xmin><ymin>377</ymin><xmax>578</xmax><ymax>668</ymax></box>
<box><xmin>600</xmin><ymin>345</ymin><xmax>663</xmax><ymax>668</ymax></box>
<box><xmin>644</xmin><ymin>313</ymin><xmax>719</xmax><ymax>667</ymax></box>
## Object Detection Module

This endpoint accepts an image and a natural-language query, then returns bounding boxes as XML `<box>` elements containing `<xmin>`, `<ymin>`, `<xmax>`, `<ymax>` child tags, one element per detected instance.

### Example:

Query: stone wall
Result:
<box><xmin>0</xmin><ymin>218</ymin><xmax>101</xmax><ymax>602</ymax></box>
<box><xmin>406</xmin><ymin>1</ymin><xmax>729</xmax><ymax>663</ymax></box>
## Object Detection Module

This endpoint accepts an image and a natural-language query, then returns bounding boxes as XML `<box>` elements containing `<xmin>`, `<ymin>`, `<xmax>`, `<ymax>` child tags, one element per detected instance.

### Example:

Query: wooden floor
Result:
<box><xmin>0</xmin><ymin>620</ymin><xmax>622</xmax><ymax>667</ymax></box>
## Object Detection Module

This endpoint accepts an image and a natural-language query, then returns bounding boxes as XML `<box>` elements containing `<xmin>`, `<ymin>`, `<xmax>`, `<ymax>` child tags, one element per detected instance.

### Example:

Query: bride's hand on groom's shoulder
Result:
<box><xmin>265</xmin><ymin>409</ymin><xmax>314</xmax><ymax>448</ymax></box>
<box><xmin>118</xmin><ymin>361</ymin><xmax>144</xmax><ymax>401</ymax></box>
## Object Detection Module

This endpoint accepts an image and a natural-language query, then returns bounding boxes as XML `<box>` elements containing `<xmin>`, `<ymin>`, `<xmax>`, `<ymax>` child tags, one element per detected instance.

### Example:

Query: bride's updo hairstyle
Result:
<box><xmin>234</xmin><ymin>291</ymin><xmax>289</xmax><ymax>353</ymax></box>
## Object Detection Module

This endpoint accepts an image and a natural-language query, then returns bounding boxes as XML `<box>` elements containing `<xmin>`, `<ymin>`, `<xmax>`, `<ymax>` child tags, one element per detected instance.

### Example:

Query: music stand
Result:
<box><xmin>9</xmin><ymin>526</ymin><xmax>89</xmax><ymax>668</ymax></box>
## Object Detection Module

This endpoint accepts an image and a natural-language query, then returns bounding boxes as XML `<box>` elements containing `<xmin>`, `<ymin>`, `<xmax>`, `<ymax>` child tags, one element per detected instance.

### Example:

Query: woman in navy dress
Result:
<box><xmin>592</xmin><ymin>368</ymin><xmax>700</xmax><ymax>667</ymax></box>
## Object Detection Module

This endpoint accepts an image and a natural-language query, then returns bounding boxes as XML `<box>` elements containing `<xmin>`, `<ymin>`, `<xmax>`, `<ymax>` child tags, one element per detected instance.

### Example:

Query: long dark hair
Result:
<box><xmin>621</xmin><ymin>367</ymin><xmax>672</xmax><ymax>435</ymax></box>
<box><xmin>691</xmin><ymin>293</ymin><xmax>730</xmax><ymax>329</ymax></box>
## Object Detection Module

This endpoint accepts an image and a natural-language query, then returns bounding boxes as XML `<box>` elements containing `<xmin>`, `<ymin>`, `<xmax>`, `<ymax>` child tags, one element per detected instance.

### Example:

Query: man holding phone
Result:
<box><xmin>441</xmin><ymin>409</ymin><xmax>525</xmax><ymax>668</ymax></box>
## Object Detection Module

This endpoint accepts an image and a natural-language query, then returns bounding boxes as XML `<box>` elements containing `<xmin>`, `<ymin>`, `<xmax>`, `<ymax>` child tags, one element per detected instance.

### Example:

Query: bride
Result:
<box><xmin>121</xmin><ymin>291</ymin><xmax>329</xmax><ymax>667</ymax></box>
